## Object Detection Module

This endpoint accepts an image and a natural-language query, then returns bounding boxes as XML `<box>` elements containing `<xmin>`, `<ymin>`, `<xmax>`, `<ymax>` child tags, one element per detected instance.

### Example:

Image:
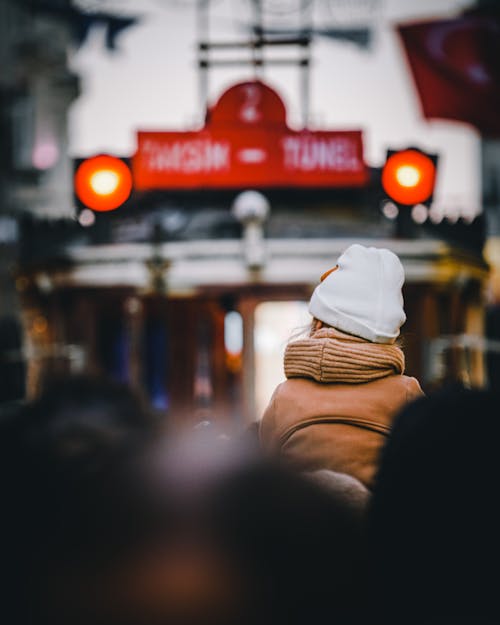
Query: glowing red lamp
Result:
<box><xmin>382</xmin><ymin>149</ymin><xmax>437</xmax><ymax>206</ymax></box>
<box><xmin>74</xmin><ymin>155</ymin><xmax>133</xmax><ymax>212</ymax></box>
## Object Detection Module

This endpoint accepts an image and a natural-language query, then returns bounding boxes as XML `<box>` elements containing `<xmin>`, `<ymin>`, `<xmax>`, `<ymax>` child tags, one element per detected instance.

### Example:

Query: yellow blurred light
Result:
<box><xmin>395</xmin><ymin>165</ymin><xmax>421</xmax><ymax>188</ymax></box>
<box><xmin>33</xmin><ymin>316</ymin><xmax>48</xmax><ymax>335</ymax></box>
<box><xmin>89</xmin><ymin>169</ymin><xmax>120</xmax><ymax>196</ymax></box>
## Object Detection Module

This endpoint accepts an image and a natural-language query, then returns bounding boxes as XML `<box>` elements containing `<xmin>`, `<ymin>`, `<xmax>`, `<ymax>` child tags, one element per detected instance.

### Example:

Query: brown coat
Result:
<box><xmin>259</xmin><ymin>375</ymin><xmax>424</xmax><ymax>489</ymax></box>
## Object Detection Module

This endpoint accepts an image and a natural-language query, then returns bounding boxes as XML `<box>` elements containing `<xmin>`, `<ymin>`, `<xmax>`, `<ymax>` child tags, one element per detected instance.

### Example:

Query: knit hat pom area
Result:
<box><xmin>308</xmin><ymin>244</ymin><xmax>406</xmax><ymax>344</ymax></box>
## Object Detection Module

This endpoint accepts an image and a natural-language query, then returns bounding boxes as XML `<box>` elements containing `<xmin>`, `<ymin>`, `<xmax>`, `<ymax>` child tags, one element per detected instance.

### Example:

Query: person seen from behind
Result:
<box><xmin>260</xmin><ymin>244</ymin><xmax>424</xmax><ymax>489</ymax></box>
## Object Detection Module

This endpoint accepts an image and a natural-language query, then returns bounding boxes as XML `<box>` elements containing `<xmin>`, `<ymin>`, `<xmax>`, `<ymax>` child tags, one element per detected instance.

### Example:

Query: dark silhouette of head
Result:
<box><xmin>208</xmin><ymin>462</ymin><xmax>365</xmax><ymax>625</ymax></box>
<box><xmin>0</xmin><ymin>375</ymin><xmax>157</xmax><ymax>625</ymax></box>
<box><xmin>368</xmin><ymin>386</ymin><xmax>500</xmax><ymax>625</ymax></box>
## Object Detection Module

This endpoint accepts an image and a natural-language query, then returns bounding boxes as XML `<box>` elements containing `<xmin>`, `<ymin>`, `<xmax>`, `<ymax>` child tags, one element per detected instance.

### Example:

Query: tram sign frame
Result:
<box><xmin>132</xmin><ymin>81</ymin><xmax>368</xmax><ymax>191</ymax></box>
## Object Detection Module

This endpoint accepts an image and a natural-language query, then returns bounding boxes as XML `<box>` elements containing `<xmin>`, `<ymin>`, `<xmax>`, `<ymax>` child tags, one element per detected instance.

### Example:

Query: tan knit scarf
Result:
<box><xmin>284</xmin><ymin>327</ymin><xmax>405</xmax><ymax>384</ymax></box>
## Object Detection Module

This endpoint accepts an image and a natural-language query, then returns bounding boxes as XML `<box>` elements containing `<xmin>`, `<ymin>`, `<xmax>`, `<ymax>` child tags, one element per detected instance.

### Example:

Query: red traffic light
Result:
<box><xmin>381</xmin><ymin>149</ymin><xmax>437</xmax><ymax>206</ymax></box>
<box><xmin>75</xmin><ymin>155</ymin><xmax>133</xmax><ymax>212</ymax></box>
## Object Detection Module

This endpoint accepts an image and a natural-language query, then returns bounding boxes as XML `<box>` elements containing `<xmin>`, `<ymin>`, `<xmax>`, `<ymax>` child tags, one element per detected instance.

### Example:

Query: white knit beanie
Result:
<box><xmin>309</xmin><ymin>244</ymin><xmax>406</xmax><ymax>344</ymax></box>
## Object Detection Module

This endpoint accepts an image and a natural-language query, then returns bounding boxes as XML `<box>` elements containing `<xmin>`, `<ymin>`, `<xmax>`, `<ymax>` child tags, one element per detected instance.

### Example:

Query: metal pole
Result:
<box><xmin>251</xmin><ymin>0</ymin><xmax>264</xmax><ymax>78</ymax></box>
<box><xmin>300</xmin><ymin>0</ymin><xmax>311</xmax><ymax>128</ymax></box>
<box><xmin>300</xmin><ymin>54</ymin><xmax>310</xmax><ymax>128</ymax></box>
<box><xmin>197</xmin><ymin>0</ymin><xmax>210</xmax><ymax>122</ymax></box>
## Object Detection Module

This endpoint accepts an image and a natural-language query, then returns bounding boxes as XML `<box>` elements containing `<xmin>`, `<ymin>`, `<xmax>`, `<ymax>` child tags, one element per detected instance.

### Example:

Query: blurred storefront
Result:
<box><xmin>16</xmin><ymin>232</ymin><xmax>488</xmax><ymax>422</ymax></box>
<box><xmin>0</xmin><ymin>0</ymin><xmax>139</xmax><ymax>404</ymax></box>
<box><xmin>0</xmin><ymin>0</ymin><xmax>81</xmax><ymax>402</ymax></box>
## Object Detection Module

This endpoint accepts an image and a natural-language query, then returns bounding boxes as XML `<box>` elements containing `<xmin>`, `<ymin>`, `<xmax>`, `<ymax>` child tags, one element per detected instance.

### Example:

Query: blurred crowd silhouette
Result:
<box><xmin>1</xmin><ymin>375</ymin><xmax>499</xmax><ymax>625</ymax></box>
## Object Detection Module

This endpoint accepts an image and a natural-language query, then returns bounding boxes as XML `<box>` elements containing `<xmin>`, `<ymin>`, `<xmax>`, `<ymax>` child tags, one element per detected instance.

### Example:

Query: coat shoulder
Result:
<box><xmin>259</xmin><ymin>379</ymin><xmax>313</xmax><ymax>451</ymax></box>
<box><xmin>401</xmin><ymin>375</ymin><xmax>425</xmax><ymax>402</ymax></box>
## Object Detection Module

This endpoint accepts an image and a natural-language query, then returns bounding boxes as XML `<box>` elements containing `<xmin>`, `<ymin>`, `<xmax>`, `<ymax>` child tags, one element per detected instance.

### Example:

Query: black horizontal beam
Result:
<box><xmin>199</xmin><ymin>58</ymin><xmax>309</xmax><ymax>68</ymax></box>
<box><xmin>199</xmin><ymin>37</ymin><xmax>310</xmax><ymax>50</ymax></box>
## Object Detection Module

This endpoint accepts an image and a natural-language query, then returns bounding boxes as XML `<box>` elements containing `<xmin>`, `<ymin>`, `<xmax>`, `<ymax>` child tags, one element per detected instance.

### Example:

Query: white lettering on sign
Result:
<box><xmin>282</xmin><ymin>137</ymin><xmax>362</xmax><ymax>172</ymax></box>
<box><xmin>240</xmin><ymin>84</ymin><xmax>262</xmax><ymax>123</ymax></box>
<box><xmin>142</xmin><ymin>139</ymin><xmax>230</xmax><ymax>174</ymax></box>
<box><xmin>237</xmin><ymin>148</ymin><xmax>267</xmax><ymax>164</ymax></box>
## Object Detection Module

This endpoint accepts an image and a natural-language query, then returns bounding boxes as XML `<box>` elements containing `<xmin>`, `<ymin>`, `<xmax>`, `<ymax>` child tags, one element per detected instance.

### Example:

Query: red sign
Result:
<box><xmin>132</xmin><ymin>81</ymin><xmax>368</xmax><ymax>190</ymax></box>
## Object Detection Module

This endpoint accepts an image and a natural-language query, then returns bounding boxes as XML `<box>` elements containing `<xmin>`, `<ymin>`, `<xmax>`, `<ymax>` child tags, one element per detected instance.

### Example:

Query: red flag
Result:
<box><xmin>398</xmin><ymin>11</ymin><xmax>500</xmax><ymax>137</ymax></box>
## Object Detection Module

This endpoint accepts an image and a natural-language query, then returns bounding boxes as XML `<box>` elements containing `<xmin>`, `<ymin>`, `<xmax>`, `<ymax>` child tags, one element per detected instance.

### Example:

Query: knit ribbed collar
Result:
<box><xmin>284</xmin><ymin>327</ymin><xmax>405</xmax><ymax>384</ymax></box>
